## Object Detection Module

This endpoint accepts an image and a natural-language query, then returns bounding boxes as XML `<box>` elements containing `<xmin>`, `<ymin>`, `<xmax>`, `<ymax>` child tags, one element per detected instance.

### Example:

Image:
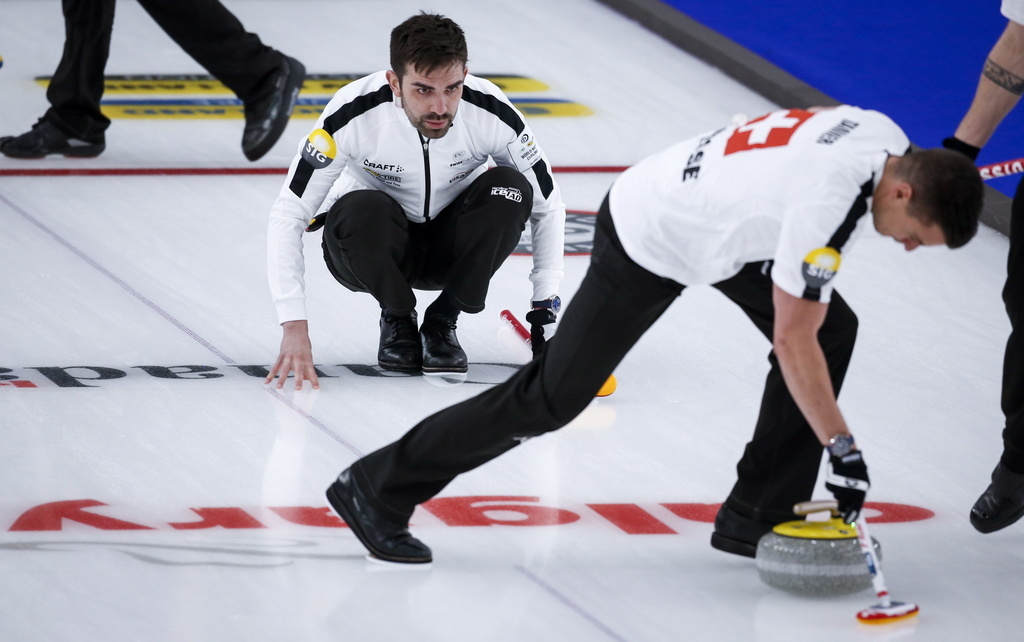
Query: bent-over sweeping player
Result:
<box><xmin>325</xmin><ymin>105</ymin><xmax>984</xmax><ymax>563</ymax></box>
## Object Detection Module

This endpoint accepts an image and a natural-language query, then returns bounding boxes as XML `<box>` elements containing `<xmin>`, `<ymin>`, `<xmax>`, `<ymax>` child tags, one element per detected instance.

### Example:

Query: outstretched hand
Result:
<box><xmin>265</xmin><ymin>319</ymin><xmax>320</xmax><ymax>390</ymax></box>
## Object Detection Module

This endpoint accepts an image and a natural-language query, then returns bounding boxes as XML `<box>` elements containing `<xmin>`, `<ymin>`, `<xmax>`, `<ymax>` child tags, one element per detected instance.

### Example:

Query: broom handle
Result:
<box><xmin>853</xmin><ymin>516</ymin><xmax>891</xmax><ymax>608</ymax></box>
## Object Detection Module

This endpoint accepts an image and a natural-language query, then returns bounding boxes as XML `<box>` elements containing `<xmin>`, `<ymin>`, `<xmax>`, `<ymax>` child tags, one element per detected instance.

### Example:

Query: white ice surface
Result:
<box><xmin>1</xmin><ymin>1</ymin><xmax>1020</xmax><ymax>641</ymax></box>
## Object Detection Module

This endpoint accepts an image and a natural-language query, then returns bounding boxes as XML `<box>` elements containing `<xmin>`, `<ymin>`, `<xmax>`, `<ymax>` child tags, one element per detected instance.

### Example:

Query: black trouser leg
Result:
<box><xmin>135</xmin><ymin>0</ymin><xmax>281</xmax><ymax>101</ymax></box>
<box><xmin>321</xmin><ymin>191</ymin><xmax>418</xmax><ymax>315</ymax></box>
<box><xmin>1002</xmin><ymin>179</ymin><xmax>1024</xmax><ymax>473</ymax></box>
<box><xmin>419</xmin><ymin>166</ymin><xmax>534</xmax><ymax>313</ymax></box>
<box><xmin>713</xmin><ymin>265</ymin><xmax>859</xmax><ymax>523</ymax></box>
<box><xmin>44</xmin><ymin>0</ymin><xmax>116</xmax><ymax>138</ymax></box>
<box><xmin>351</xmin><ymin>198</ymin><xmax>684</xmax><ymax>523</ymax></box>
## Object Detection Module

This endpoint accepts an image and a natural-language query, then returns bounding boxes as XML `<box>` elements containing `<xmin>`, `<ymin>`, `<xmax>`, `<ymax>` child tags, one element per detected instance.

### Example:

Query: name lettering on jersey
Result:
<box><xmin>801</xmin><ymin>247</ymin><xmax>842</xmax><ymax>288</ymax></box>
<box><xmin>449</xmin><ymin>171</ymin><xmax>470</xmax><ymax>184</ymax></box>
<box><xmin>508</xmin><ymin>132</ymin><xmax>541</xmax><ymax>172</ymax></box>
<box><xmin>724</xmin><ymin>109</ymin><xmax>815</xmax><ymax>156</ymax></box>
<box><xmin>362</xmin><ymin>158</ymin><xmax>404</xmax><ymax>173</ymax></box>
<box><xmin>491</xmin><ymin>186</ymin><xmax>523</xmax><ymax>202</ymax></box>
<box><xmin>817</xmin><ymin>119</ymin><xmax>860</xmax><ymax>145</ymax></box>
<box><xmin>362</xmin><ymin>167</ymin><xmax>403</xmax><ymax>187</ymax></box>
<box><xmin>301</xmin><ymin>128</ymin><xmax>337</xmax><ymax>169</ymax></box>
<box><xmin>681</xmin><ymin>128</ymin><xmax>723</xmax><ymax>182</ymax></box>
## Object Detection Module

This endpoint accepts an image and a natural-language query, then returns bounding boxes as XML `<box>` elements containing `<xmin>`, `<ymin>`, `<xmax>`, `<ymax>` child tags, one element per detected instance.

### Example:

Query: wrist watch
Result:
<box><xmin>531</xmin><ymin>295</ymin><xmax>561</xmax><ymax>314</ymax></box>
<box><xmin>827</xmin><ymin>434</ymin><xmax>856</xmax><ymax>458</ymax></box>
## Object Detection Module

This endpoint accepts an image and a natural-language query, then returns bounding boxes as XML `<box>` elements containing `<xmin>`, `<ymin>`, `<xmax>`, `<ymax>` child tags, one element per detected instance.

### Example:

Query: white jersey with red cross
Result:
<box><xmin>607</xmin><ymin>105</ymin><xmax>910</xmax><ymax>302</ymax></box>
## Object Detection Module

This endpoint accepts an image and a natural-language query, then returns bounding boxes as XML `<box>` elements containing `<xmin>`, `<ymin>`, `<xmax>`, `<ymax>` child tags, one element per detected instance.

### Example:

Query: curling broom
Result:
<box><xmin>794</xmin><ymin>500</ymin><xmax>919</xmax><ymax>624</ymax></box>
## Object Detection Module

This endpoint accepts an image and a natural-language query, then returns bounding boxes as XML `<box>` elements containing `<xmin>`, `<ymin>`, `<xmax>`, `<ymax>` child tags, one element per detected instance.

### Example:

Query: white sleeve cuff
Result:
<box><xmin>275</xmin><ymin>298</ymin><xmax>308</xmax><ymax>325</ymax></box>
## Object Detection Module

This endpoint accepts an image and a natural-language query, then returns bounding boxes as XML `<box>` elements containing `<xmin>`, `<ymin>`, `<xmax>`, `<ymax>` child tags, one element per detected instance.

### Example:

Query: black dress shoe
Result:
<box><xmin>1</xmin><ymin>119</ymin><xmax>105</xmax><ymax>158</ymax></box>
<box><xmin>379</xmin><ymin>309</ymin><xmax>422</xmax><ymax>372</ymax></box>
<box><xmin>971</xmin><ymin>462</ymin><xmax>1024</xmax><ymax>533</ymax></box>
<box><xmin>710</xmin><ymin>504</ymin><xmax>780</xmax><ymax>558</ymax></box>
<box><xmin>420</xmin><ymin>314</ymin><xmax>468</xmax><ymax>373</ymax></box>
<box><xmin>241</xmin><ymin>55</ymin><xmax>306</xmax><ymax>161</ymax></box>
<box><xmin>326</xmin><ymin>468</ymin><xmax>432</xmax><ymax>563</ymax></box>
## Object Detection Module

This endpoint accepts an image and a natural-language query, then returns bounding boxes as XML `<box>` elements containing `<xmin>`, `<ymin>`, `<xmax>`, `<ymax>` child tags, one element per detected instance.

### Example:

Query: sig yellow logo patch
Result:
<box><xmin>801</xmin><ymin>247</ymin><xmax>841</xmax><ymax>288</ymax></box>
<box><xmin>301</xmin><ymin>129</ymin><xmax>336</xmax><ymax>169</ymax></box>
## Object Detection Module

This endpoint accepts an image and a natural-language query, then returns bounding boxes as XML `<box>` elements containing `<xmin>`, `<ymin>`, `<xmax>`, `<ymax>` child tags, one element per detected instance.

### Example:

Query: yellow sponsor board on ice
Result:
<box><xmin>38</xmin><ymin>74</ymin><xmax>551</xmax><ymax>95</ymax></box>
<box><xmin>42</xmin><ymin>73</ymin><xmax>591</xmax><ymax>119</ymax></box>
<box><xmin>100</xmin><ymin>99</ymin><xmax>592</xmax><ymax>119</ymax></box>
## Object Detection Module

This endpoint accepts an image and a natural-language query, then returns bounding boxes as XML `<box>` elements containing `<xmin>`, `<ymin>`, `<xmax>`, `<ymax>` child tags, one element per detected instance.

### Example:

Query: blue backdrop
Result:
<box><xmin>661</xmin><ymin>1</ymin><xmax>1022</xmax><ymax>196</ymax></box>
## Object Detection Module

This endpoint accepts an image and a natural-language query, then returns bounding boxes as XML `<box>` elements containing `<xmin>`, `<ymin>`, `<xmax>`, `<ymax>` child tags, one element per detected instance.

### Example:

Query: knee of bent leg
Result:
<box><xmin>514</xmin><ymin>382</ymin><xmax>602</xmax><ymax>440</ymax></box>
<box><xmin>478</xmin><ymin>167</ymin><xmax>533</xmax><ymax>219</ymax></box>
<box><xmin>515</xmin><ymin>403</ymin><xmax>595</xmax><ymax>444</ymax></box>
<box><xmin>485</xmin><ymin>165</ymin><xmax>531</xmax><ymax>189</ymax></box>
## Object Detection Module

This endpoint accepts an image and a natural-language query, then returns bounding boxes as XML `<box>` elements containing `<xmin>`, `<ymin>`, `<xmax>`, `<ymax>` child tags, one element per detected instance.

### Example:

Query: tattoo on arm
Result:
<box><xmin>984</xmin><ymin>58</ymin><xmax>1024</xmax><ymax>95</ymax></box>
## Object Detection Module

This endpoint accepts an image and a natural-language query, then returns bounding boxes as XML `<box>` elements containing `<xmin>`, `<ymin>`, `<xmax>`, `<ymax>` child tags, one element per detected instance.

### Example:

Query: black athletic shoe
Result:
<box><xmin>971</xmin><ymin>462</ymin><xmax>1024</xmax><ymax>533</ymax></box>
<box><xmin>710</xmin><ymin>504</ymin><xmax>780</xmax><ymax>558</ymax></box>
<box><xmin>326</xmin><ymin>468</ymin><xmax>432</xmax><ymax>564</ymax></box>
<box><xmin>0</xmin><ymin>119</ymin><xmax>105</xmax><ymax>159</ymax></box>
<box><xmin>378</xmin><ymin>309</ymin><xmax>422</xmax><ymax>372</ymax></box>
<box><xmin>420</xmin><ymin>314</ymin><xmax>468</xmax><ymax>373</ymax></box>
<box><xmin>241</xmin><ymin>55</ymin><xmax>306</xmax><ymax>161</ymax></box>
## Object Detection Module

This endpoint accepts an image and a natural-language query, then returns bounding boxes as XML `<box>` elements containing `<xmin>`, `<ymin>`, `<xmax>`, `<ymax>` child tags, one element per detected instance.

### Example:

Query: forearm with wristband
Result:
<box><xmin>942</xmin><ymin>136</ymin><xmax>982</xmax><ymax>161</ymax></box>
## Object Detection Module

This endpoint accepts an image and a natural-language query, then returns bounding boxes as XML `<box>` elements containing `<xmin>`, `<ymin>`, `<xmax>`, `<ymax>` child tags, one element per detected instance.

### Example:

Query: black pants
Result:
<box><xmin>1002</xmin><ymin>179</ymin><xmax>1024</xmax><ymax>472</ymax></box>
<box><xmin>321</xmin><ymin>166</ymin><xmax>533</xmax><ymax>315</ymax></box>
<box><xmin>350</xmin><ymin>196</ymin><xmax>858</xmax><ymax>525</ymax></box>
<box><xmin>45</xmin><ymin>0</ymin><xmax>283</xmax><ymax>139</ymax></box>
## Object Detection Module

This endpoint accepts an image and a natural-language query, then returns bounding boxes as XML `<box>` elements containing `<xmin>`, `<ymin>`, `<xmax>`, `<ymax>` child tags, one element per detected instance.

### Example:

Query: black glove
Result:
<box><xmin>305</xmin><ymin>212</ymin><xmax>328</xmax><ymax>232</ymax></box>
<box><xmin>942</xmin><ymin>136</ymin><xmax>981</xmax><ymax>162</ymax></box>
<box><xmin>825</xmin><ymin>450</ymin><xmax>870</xmax><ymax>523</ymax></box>
<box><xmin>524</xmin><ymin>308</ymin><xmax>556</xmax><ymax>359</ymax></box>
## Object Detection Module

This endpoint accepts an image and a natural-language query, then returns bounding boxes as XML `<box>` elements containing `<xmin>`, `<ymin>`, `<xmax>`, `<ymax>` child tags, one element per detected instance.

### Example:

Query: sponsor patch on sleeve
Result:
<box><xmin>507</xmin><ymin>132</ymin><xmax>542</xmax><ymax>172</ymax></box>
<box><xmin>801</xmin><ymin>247</ymin><xmax>842</xmax><ymax>288</ymax></box>
<box><xmin>301</xmin><ymin>128</ymin><xmax>337</xmax><ymax>169</ymax></box>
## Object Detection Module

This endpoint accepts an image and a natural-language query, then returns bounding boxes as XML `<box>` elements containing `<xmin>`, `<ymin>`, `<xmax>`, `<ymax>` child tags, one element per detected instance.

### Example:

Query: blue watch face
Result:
<box><xmin>533</xmin><ymin>296</ymin><xmax>561</xmax><ymax>313</ymax></box>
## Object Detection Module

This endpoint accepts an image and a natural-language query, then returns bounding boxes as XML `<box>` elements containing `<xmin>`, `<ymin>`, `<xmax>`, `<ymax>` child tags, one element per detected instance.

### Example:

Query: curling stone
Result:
<box><xmin>755</xmin><ymin>518</ymin><xmax>881</xmax><ymax>596</ymax></box>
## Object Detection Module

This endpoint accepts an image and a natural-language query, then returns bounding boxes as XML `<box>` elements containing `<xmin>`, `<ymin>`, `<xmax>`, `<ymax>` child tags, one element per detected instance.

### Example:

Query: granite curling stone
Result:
<box><xmin>755</xmin><ymin>518</ymin><xmax>882</xmax><ymax>596</ymax></box>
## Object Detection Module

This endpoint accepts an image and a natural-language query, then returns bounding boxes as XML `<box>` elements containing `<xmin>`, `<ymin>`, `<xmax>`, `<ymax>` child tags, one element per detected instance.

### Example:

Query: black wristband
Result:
<box><xmin>942</xmin><ymin>136</ymin><xmax>981</xmax><ymax>162</ymax></box>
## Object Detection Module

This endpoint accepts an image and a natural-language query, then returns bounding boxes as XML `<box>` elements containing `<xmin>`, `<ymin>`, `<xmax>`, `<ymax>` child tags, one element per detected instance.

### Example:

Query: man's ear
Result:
<box><xmin>386</xmin><ymin>70</ymin><xmax>401</xmax><ymax>97</ymax></box>
<box><xmin>894</xmin><ymin>180</ymin><xmax>914</xmax><ymax>204</ymax></box>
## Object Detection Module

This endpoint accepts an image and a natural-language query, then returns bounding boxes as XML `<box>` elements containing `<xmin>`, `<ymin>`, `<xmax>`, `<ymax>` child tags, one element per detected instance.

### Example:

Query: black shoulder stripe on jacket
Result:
<box><xmin>462</xmin><ymin>85</ymin><xmax>526</xmax><ymax>135</ymax></box>
<box><xmin>531</xmin><ymin>158</ymin><xmax>555</xmax><ymax>200</ymax></box>
<box><xmin>802</xmin><ymin>177</ymin><xmax>874</xmax><ymax>301</ymax></box>
<box><xmin>289</xmin><ymin>84</ymin><xmax>394</xmax><ymax>198</ymax></box>
<box><xmin>463</xmin><ymin>86</ymin><xmax>554</xmax><ymax>198</ymax></box>
<box><xmin>827</xmin><ymin>178</ymin><xmax>873</xmax><ymax>251</ymax></box>
<box><xmin>323</xmin><ymin>84</ymin><xmax>394</xmax><ymax>135</ymax></box>
<box><xmin>288</xmin><ymin>161</ymin><xmax>316</xmax><ymax>198</ymax></box>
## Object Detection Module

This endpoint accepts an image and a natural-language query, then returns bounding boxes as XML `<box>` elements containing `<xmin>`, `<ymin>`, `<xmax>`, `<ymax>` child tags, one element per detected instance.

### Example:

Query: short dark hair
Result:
<box><xmin>898</xmin><ymin>148</ymin><xmax>983</xmax><ymax>249</ymax></box>
<box><xmin>390</xmin><ymin>13</ymin><xmax>468</xmax><ymax>81</ymax></box>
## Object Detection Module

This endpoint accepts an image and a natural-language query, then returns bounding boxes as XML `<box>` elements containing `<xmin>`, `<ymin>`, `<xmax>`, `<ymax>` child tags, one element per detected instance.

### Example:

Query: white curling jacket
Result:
<box><xmin>609</xmin><ymin>106</ymin><xmax>910</xmax><ymax>303</ymax></box>
<box><xmin>267</xmin><ymin>71</ymin><xmax>566</xmax><ymax>324</ymax></box>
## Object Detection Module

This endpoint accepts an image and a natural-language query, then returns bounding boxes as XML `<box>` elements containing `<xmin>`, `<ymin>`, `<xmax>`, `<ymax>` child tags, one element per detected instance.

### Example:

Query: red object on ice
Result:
<box><xmin>856</xmin><ymin>601</ymin><xmax>920</xmax><ymax>624</ymax></box>
<box><xmin>500</xmin><ymin>309</ymin><xmax>531</xmax><ymax>346</ymax></box>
